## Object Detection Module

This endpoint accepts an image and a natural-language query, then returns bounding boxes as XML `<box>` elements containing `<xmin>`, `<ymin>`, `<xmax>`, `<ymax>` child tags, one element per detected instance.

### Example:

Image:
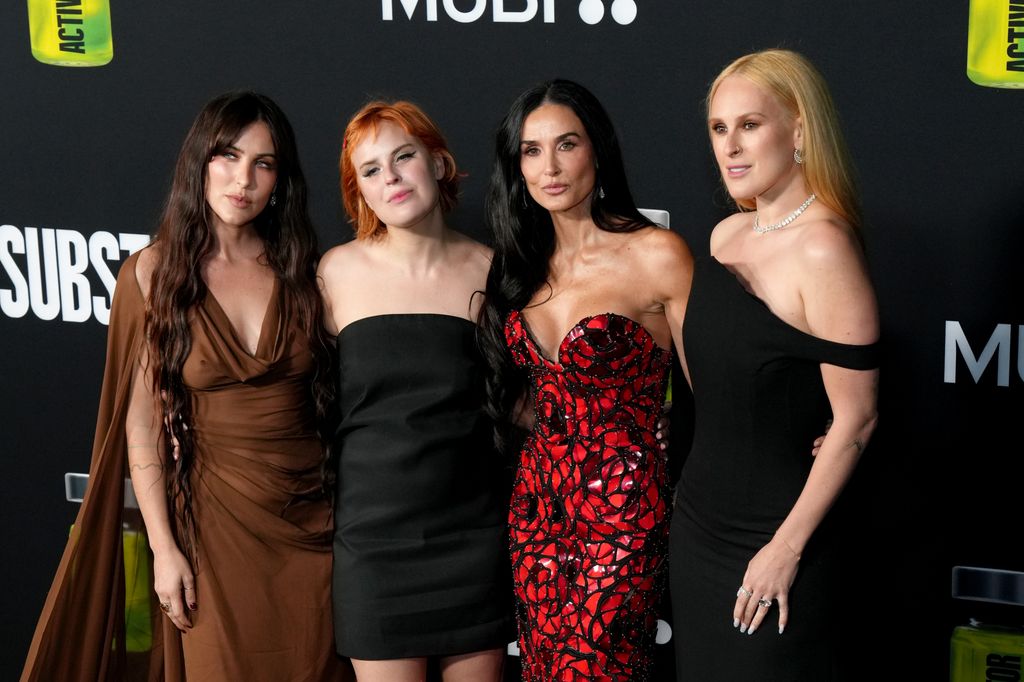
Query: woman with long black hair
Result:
<box><xmin>479</xmin><ymin>79</ymin><xmax>693</xmax><ymax>681</ymax></box>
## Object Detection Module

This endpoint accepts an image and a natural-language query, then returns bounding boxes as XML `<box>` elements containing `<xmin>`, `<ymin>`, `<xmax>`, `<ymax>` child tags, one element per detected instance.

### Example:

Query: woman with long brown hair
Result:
<box><xmin>22</xmin><ymin>91</ymin><xmax>351</xmax><ymax>681</ymax></box>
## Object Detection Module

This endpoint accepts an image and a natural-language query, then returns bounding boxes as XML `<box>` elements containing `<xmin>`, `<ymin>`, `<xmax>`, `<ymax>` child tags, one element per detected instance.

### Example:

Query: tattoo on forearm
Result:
<box><xmin>129</xmin><ymin>462</ymin><xmax>164</xmax><ymax>473</ymax></box>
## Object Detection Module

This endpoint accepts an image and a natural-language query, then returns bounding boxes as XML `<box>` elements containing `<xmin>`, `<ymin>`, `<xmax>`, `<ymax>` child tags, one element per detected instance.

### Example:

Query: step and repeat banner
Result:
<box><xmin>2</xmin><ymin>1</ymin><xmax>1022</xmax><ymax>678</ymax></box>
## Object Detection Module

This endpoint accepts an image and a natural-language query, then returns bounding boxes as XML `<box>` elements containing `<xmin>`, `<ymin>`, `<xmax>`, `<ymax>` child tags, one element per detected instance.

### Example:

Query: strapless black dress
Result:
<box><xmin>332</xmin><ymin>314</ymin><xmax>514</xmax><ymax>659</ymax></box>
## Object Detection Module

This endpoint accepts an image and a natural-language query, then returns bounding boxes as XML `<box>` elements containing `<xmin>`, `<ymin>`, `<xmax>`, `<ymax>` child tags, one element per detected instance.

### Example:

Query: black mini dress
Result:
<box><xmin>332</xmin><ymin>314</ymin><xmax>514</xmax><ymax>659</ymax></box>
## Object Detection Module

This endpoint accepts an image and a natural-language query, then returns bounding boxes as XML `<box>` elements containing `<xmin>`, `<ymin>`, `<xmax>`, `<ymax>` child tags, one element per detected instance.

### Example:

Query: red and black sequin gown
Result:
<box><xmin>505</xmin><ymin>310</ymin><xmax>672</xmax><ymax>681</ymax></box>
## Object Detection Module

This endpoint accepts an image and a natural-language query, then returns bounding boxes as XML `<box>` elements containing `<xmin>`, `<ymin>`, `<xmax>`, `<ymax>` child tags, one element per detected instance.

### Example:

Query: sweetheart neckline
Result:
<box><xmin>509</xmin><ymin>309</ymin><xmax>672</xmax><ymax>368</ymax></box>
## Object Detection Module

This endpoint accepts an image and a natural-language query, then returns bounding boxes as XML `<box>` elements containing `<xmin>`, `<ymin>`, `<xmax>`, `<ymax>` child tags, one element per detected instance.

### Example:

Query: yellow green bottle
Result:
<box><xmin>950</xmin><ymin>566</ymin><xmax>1024</xmax><ymax>681</ymax></box>
<box><xmin>122</xmin><ymin>527</ymin><xmax>153</xmax><ymax>652</ymax></box>
<box><xmin>967</xmin><ymin>0</ymin><xmax>1024</xmax><ymax>87</ymax></box>
<box><xmin>27</xmin><ymin>0</ymin><xmax>113</xmax><ymax>67</ymax></box>
<box><xmin>951</xmin><ymin>620</ymin><xmax>1024</xmax><ymax>681</ymax></box>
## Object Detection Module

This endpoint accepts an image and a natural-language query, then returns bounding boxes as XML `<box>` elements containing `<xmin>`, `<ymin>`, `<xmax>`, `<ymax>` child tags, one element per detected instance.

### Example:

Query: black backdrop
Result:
<box><xmin>2</xmin><ymin>2</ymin><xmax>1022</xmax><ymax>679</ymax></box>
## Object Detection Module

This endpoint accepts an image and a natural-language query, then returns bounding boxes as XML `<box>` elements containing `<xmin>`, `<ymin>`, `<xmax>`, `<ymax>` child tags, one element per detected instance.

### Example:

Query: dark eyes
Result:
<box><xmin>521</xmin><ymin>141</ymin><xmax>578</xmax><ymax>156</ymax></box>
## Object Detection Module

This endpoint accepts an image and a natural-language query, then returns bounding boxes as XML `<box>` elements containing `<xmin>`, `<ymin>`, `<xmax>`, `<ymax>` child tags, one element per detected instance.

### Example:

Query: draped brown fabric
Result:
<box><xmin>22</xmin><ymin>251</ymin><xmax>352</xmax><ymax>681</ymax></box>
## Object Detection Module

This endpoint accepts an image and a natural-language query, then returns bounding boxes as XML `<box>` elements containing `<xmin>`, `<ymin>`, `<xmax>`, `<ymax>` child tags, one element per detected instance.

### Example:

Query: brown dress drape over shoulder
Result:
<box><xmin>22</xmin><ymin>250</ymin><xmax>352</xmax><ymax>682</ymax></box>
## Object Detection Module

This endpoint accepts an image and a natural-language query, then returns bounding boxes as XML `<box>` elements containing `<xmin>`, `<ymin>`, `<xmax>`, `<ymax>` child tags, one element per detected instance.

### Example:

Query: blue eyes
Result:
<box><xmin>711</xmin><ymin>121</ymin><xmax>758</xmax><ymax>134</ymax></box>
<box><xmin>361</xmin><ymin>150</ymin><xmax>417</xmax><ymax>178</ymax></box>
<box><xmin>215</xmin><ymin>151</ymin><xmax>275</xmax><ymax>170</ymax></box>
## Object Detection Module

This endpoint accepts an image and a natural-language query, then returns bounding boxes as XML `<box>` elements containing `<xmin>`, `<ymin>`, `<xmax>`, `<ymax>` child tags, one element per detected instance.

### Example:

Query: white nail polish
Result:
<box><xmin>747</xmin><ymin>626</ymin><xmax>756</xmax><ymax>636</ymax></box>
<box><xmin>779</xmin><ymin>625</ymin><xmax>785</xmax><ymax>634</ymax></box>
<box><xmin>739</xmin><ymin>624</ymin><xmax>747</xmax><ymax>634</ymax></box>
<box><xmin>733</xmin><ymin>618</ymin><xmax>739</xmax><ymax>628</ymax></box>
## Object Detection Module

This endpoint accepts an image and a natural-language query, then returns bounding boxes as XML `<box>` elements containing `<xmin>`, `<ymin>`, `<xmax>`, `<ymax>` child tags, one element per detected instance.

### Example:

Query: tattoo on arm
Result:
<box><xmin>129</xmin><ymin>462</ymin><xmax>164</xmax><ymax>474</ymax></box>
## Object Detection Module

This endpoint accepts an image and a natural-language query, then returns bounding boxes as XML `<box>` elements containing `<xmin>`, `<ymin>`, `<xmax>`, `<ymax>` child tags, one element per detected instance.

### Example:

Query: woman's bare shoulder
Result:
<box><xmin>628</xmin><ymin>225</ymin><xmax>694</xmax><ymax>271</ymax></box>
<box><xmin>709</xmin><ymin>211</ymin><xmax>749</xmax><ymax>253</ymax></box>
<box><xmin>318</xmin><ymin>239</ymin><xmax>370</xmax><ymax>281</ymax></box>
<box><xmin>133</xmin><ymin>242</ymin><xmax>161</xmax><ymax>300</ymax></box>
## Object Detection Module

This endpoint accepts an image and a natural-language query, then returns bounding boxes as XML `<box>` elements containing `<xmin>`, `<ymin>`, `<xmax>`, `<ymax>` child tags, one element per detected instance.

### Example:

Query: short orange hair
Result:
<box><xmin>339</xmin><ymin>100</ymin><xmax>460</xmax><ymax>240</ymax></box>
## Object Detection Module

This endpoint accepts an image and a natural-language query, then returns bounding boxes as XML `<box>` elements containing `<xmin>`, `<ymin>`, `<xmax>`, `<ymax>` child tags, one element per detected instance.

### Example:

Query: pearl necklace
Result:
<box><xmin>752</xmin><ymin>193</ymin><xmax>817</xmax><ymax>234</ymax></box>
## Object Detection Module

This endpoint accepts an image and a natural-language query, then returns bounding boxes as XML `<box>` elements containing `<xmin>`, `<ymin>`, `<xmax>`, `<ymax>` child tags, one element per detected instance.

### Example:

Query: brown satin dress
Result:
<box><xmin>22</xmin><ymin>250</ymin><xmax>351</xmax><ymax>682</ymax></box>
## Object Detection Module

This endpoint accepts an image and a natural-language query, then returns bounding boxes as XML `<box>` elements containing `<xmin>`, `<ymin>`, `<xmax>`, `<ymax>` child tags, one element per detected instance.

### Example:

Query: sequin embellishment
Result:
<box><xmin>505</xmin><ymin>310</ymin><xmax>672</xmax><ymax>681</ymax></box>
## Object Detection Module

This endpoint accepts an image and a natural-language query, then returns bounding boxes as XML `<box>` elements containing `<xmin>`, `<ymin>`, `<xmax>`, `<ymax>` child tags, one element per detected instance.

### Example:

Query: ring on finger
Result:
<box><xmin>757</xmin><ymin>597</ymin><xmax>772</xmax><ymax>609</ymax></box>
<box><xmin>183</xmin><ymin>585</ymin><xmax>194</xmax><ymax>591</ymax></box>
<box><xmin>737</xmin><ymin>586</ymin><xmax>752</xmax><ymax>598</ymax></box>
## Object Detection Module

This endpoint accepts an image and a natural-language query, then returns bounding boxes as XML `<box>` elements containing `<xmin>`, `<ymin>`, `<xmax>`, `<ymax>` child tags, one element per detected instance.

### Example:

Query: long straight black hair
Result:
<box><xmin>479</xmin><ymin>78</ymin><xmax>653</xmax><ymax>453</ymax></box>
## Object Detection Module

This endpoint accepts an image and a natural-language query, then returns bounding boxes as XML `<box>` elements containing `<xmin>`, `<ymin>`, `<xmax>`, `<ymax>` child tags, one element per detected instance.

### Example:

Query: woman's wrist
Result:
<box><xmin>774</xmin><ymin>534</ymin><xmax>803</xmax><ymax>560</ymax></box>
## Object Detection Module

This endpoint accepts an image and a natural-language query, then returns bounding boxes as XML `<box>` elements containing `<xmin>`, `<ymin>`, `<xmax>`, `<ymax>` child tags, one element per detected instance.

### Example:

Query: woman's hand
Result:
<box><xmin>732</xmin><ymin>536</ymin><xmax>801</xmax><ymax>636</ymax></box>
<box><xmin>153</xmin><ymin>546</ymin><xmax>196</xmax><ymax>631</ymax></box>
<box><xmin>656</xmin><ymin>402</ymin><xmax>671</xmax><ymax>451</ymax></box>
<box><xmin>810</xmin><ymin>418</ymin><xmax>832</xmax><ymax>457</ymax></box>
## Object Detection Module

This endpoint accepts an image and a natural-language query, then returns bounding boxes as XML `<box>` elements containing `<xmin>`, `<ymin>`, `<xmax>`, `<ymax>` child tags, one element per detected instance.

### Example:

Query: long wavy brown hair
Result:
<box><xmin>145</xmin><ymin>91</ymin><xmax>333</xmax><ymax>566</ymax></box>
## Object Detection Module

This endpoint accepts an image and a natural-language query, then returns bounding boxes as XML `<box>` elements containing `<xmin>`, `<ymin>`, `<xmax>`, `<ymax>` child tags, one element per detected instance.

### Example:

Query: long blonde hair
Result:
<box><xmin>707</xmin><ymin>49</ymin><xmax>861</xmax><ymax>229</ymax></box>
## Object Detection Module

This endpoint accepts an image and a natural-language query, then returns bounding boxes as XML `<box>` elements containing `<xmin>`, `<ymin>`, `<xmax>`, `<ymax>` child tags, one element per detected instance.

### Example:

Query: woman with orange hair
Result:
<box><xmin>318</xmin><ymin>100</ymin><xmax>513</xmax><ymax>682</ymax></box>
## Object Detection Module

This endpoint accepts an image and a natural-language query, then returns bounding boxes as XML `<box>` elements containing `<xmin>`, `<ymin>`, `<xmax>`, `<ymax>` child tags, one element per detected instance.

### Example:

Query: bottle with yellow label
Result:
<box><xmin>27</xmin><ymin>0</ymin><xmax>113</xmax><ymax>67</ymax></box>
<box><xmin>950</xmin><ymin>566</ymin><xmax>1024</xmax><ymax>681</ymax></box>
<box><xmin>967</xmin><ymin>0</ymin><xmax>1024</xmax><ymax>87</ymax></box>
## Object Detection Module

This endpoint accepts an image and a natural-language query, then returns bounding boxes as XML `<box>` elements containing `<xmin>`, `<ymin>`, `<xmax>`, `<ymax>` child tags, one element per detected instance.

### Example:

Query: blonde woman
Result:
<box><xmin>669</xmin><ymin>50</ymin><xmax>879</xmax><ymax>680</ymax></box>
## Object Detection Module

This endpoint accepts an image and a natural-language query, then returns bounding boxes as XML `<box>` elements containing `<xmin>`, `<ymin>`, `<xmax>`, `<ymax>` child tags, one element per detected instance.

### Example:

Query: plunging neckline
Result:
<box><xmin>205</xmin><ymin>277</ymin><xmax>278</xmax><ymax>358</ymax></box>
<box><xmin>512</xmin><ymin>310</ymin><xmax>671</xmax><ymax>368</ymax></box>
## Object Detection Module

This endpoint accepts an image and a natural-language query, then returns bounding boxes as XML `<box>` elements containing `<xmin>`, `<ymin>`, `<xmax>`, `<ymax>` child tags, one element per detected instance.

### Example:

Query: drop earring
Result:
<box><xmin>270</xmin><ymin>190</ymin><xmax>278</xmax><ymax>207</ymax></box>
<box><xmin>793</xmin><ymin>148</ymin><xmax>803</xmax><ymax>165</ymax></box>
